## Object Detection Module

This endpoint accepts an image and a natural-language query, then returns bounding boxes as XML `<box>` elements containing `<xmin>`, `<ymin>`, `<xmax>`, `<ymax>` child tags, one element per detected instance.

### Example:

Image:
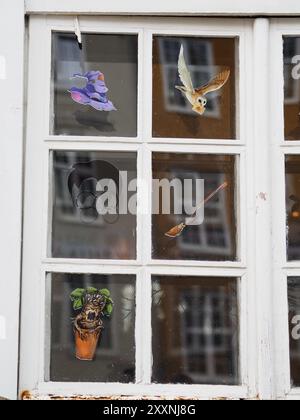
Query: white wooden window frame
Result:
<box><xmin>0</xmin><ymin>0</ymin><xmax>24</xmax><ymax>401</ymax></box>
<box><xmin>1</xmin><ymin>0</ymin><xmax>300</xmax><ymax>403</ymax></box>
<box><xmin>270</xmin><ymin>18</ymin><xmax>300</xmax><ymax>401</ymax></box>
<box><xmin>24</xmin><ymin>0</ymin><xmax>300</xmax><ymax>17</ymax></box>
<box><xmin>19</xmin><ymin>15</ymin><xmax>260</xmax><ymax>400</ymax></box>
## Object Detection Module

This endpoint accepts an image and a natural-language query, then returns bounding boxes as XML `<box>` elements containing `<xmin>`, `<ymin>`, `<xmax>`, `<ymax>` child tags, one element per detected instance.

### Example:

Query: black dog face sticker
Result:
<box><xmin>67</xmin><ymin>160</ymin><xmax>120</xmax><ymax>224</ymax></box>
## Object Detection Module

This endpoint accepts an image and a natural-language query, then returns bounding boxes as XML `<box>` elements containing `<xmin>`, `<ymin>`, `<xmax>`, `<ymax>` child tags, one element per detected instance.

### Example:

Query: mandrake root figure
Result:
<box><xmin>70</xmin><ymin>288</ymin><xmax>114</xmax><ymax>361</ymax></box>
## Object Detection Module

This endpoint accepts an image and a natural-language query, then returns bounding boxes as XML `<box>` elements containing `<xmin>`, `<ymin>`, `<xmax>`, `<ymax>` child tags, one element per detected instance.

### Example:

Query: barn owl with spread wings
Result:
<box><xmin>175</xmin><ymin>45</ymin><xmax>230</xmax><ymax>115</ymax></box>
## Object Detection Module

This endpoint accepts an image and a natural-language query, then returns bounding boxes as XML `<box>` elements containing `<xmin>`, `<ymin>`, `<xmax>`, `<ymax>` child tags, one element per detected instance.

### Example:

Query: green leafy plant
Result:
<box><xmin>70</xmin><ymin>287</ymin><xmax>114</xmax><ymax>317</ymax></box>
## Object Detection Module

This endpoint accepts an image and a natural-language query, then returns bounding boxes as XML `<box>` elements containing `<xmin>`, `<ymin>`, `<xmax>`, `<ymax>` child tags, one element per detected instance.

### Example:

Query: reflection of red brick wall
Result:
<box><xmin>289</xmin><ymin>312</ymin><xmax>300</xmax><ymax>386</ymax></box>
<box><xmin>153</xmin><ymin>37</ymin><xmax>236</xmax><ymax>140</ymax></box>
<box><xmin>152</xmin><ymin>153</ymin><xmax>236</xmax><ymax>261</ymax></box>
<box><xmin>286</xmin><ymin>156</ymin><xmax>300</xmax><ymax>261</ymax></box>
<box><xmin>285</xmin><ymin>104</ymin><xmax>300</xmax><ymax>140</ymax></box>
<box><xmin>152</xmin><ymin>277</ymin><xmax>239</xmax><ymax>385</ymax></box>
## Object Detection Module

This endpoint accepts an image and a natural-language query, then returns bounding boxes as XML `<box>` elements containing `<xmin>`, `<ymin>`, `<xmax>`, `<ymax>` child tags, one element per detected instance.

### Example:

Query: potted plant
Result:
<box><xmin>70</xmin><ymin>287</ymin><xmax>114</xmax><ymax>361</ymax></box>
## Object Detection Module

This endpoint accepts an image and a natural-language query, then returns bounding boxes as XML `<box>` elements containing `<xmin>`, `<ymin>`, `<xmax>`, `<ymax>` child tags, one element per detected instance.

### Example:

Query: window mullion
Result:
<box><xmin>253</xmin><ymin>18</ymin><xmax>275</xmax><ymax>400</ymax></box>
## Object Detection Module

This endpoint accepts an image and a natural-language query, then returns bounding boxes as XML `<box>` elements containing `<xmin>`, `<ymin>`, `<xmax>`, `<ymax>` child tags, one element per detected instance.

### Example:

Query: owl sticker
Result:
<box><xmin>175</xmin><ymin>45</ymin><xmax>230</xmax><ymax>116</ymax></box>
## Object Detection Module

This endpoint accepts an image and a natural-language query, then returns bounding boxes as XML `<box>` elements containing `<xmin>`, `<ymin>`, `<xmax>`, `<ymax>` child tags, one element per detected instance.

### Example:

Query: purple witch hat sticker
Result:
<box><xmin>68</xmin><ymin>70</ymin><xmax>117</xmax><ymax>112</ymax></box>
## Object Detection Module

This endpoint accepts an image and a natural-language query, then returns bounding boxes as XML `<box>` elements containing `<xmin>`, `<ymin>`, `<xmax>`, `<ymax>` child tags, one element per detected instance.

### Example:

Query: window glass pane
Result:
<box><xmin>49</xmin><ymin>273</ymin><xmax>136</xmax><ymax>383</ymax></box>
<box><xmin>284</xmin><ymin>37</ymin><xmax>300</xmax><ymax>141</ymax></box>
<box><xmin>285</xmin><ymin>155</ymin><xmax>300</xmax><ymax>260</ymax></box>
<box><xmin>51</xmin><ymin>33</ymin><xmax>138</xmax><ymax>137</ymax></box>
<box><xmin>152</xmin><ymin>153</ymin><xmax>237</xmax><ymax>261</ymax></box>
<box><xmin>288</xmin><ymin>277</ymin><xmax>300</xmax><ymax>387</ymax></box>
<box><xmin>152</xmin><ymin>276</ymin><xmax>239</xmax><ymax>385</ymax></box>
<box><xmin>51</xmin><ymin>151</ymin><xmax>137</xmax><ymax>259</ymax></box>
<box><xmin>153</xmin><ymin>36</ymin><xmax>237</xmax><ymax>140</ymax></box>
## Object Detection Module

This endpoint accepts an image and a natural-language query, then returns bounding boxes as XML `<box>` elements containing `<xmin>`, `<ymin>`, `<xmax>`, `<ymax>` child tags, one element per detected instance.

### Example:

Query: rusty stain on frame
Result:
<box><xmin>21</xmin><ymin>390</ymin><xmax>259</xmax><ymax>401</ymax></box>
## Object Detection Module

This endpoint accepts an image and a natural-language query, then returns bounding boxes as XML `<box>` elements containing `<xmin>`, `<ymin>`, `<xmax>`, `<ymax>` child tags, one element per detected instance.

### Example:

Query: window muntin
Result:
<box><xmin>288</xmin><ymin>277</ymin><xmax>300</xmax><ymax>388</ymax></box>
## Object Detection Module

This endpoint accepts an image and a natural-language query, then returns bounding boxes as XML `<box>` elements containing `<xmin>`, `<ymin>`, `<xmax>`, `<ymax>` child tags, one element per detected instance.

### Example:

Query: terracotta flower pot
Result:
<box><xmin>75</xmin><ymin>329</ymin><xmax>101</xmax><ymax>361</ymax></box>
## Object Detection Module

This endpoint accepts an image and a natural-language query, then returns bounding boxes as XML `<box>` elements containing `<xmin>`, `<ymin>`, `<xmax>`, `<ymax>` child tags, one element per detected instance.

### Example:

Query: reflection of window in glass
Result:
<box><xmin>51</xmin><ymin>151</ymin><xmax>137</xmax><ymax>260</ymax></box>
<box><xmin>288</xmin><ymin>278</ymin><xmax>300</xmax><ymax>387</ymax></box>
<box><xmin>51</xmin><ymin>33</ymin><xmax>138</xmax><ymax>137</ymax></box>
<box><xmin>284</xmin><ymin>38</ymin><xmax>300</xmax><ymax>104</ymax></box>
<box><xmin>49</xmin><ymin>273</ymin><xmax>136</xmax><ymax>383</ymax></box>
<box><xmin>283</xmin><ymin>37</ymin><xmax>300</xmax><ymax>140</ymax></box>
<box><xmin>152</xmin><ymin>153</ymin><xmax>236</xmax><ymax>261</ymax></box>
<box><xmin>152</xmin><ymin>276</ymin><xmax>239</xmax><ymax>385</ymax></box>
<box><xmin>53</xmin><ymin>152</ymin><xmax>84</xmax><ymax>219</ymax></box>
<box><xmin>54</xmin><ymin>36</ymin><xmax>84</xmax><ymax>93</ymax></box>
<box><xmin>153</xmin><ymin>36</ymin><xmax>237</xmax><ymax>140</ymax></box>
<box><xmin>179</xmin><ymin>174</ymin><xmax>230</xmax><ymax>254</ymax></box>
<box><xmin>285</xmin><ymin>156</ymin><xmax>300</xmax><ymax>261</ymax></box>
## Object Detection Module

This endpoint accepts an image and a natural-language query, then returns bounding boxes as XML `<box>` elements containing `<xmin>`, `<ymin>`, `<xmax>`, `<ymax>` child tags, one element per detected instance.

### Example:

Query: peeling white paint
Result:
<box><xmin>0</xmin><ymin>1</ymin><xmax>24</xmax><ymax>400</ymax></box>
<box><xmin>258</xmin><ymin>192</ymin><xmax>267</xmax><ymax>201</ymax></box>
<box><xmin>22</xmin><ymin>391</ymin><xmax>243</xmax><ymax>401</ymax></box>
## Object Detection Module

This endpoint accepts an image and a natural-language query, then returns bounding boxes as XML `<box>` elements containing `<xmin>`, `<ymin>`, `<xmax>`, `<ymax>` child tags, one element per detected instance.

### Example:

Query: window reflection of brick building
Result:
<box><xmin>152</xmin><ymin>153</ymin><xmax>236</xmax><ymax>261</ymax></box>
<box><xmin>52</xmin><ymin>151</ymin><xmax>137</xmax><ymax>260</ymax></box>
<box><xmin>152</xmin><ymin>277</ymin><xmax>239</xmax><ymax>385</ymax></box>
<box><xmin>288</xmin><ymin>278</ymin><xmax>300</xmax><ymax>387</ymax></box>
<box><xmin>284</xmin><ymin>37</ymin><xmax>300</xmax><ymax>140</ymax></box>
<box><xmin>152</xmin><ymin>151</ymin><xmax>238</xmax><ymax>384</ymax></box>
<box><xmin>286</xmin><ymin>156</ymin><xmax>300</xmax><ymax>260</ymax></box>
<box><xmin>52</xmin><ymin>33</ymin><xmax>138</xmax><ymax>137</ymax></box>
<box><xmin>153</xmin><ymin>36</ymin><xmax>236</xmax><ymax>139</ymax></box>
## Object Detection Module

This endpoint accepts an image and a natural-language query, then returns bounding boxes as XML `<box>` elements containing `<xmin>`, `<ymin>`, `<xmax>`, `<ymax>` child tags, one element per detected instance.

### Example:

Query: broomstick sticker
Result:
<box><xmin>165</xmin><ymin>181</ymin><xmax>228</xmax><ymax>239</ymax></box>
